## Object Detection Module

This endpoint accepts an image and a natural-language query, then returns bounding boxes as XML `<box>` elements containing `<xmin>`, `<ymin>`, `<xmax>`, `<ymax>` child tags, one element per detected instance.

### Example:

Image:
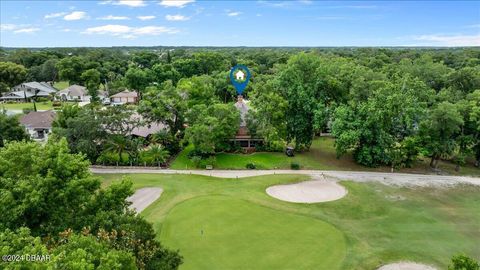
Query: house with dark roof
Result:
<box><xmin>1</xmin><ymin>82</ymin><xmax>57</xmax><ymax>102</ymax></box>
<box><xmin>19</xmin><ymin>111</ymin><xmax>56</xmax><ymax>141</ymax></box>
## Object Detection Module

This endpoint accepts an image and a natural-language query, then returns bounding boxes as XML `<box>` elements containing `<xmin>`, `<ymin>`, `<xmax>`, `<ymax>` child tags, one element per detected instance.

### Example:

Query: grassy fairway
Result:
<box><xmin>100</xmin><ymin>173</ymin><xmax>480</xmax><ymax>269</ymax></box>
<box><xmin>170</xmin><ymin>137</ymin><xmax>480</xmax><ymax>176</ymax></box>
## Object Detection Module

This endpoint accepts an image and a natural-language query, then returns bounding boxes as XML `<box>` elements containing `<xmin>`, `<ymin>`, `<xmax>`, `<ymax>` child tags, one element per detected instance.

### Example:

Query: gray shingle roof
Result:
<box><xmin>20</xmin><ymin>111</ymin><xmax>56</xmax><ymax>129</ymax></box>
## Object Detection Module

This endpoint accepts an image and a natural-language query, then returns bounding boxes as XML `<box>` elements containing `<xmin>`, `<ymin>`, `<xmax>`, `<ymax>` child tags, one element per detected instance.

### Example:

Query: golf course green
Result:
<box><xmin>160</xmin><ymin>196</ymin><xmax>345</xmax><ymax>270</ymax></box>
<box><xmin>100</xmin><ymin>173</ymin><xmax>480</xmax><ymax>270</ymax></box>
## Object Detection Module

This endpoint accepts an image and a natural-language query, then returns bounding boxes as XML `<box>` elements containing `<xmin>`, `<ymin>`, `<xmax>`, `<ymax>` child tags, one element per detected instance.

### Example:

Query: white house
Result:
<box><xmin>56</xmin><ymin>85</ymin><xmax>108</xmax><ymax>102</ymax></box>
<box><xmin>1</xmin><ymin>82</ymin><xmax>57</xmax><ymax>102</ymax></box>
<box><xmin>236</xmin><ymin>70</ymin><xmax>245</xmax><ymax>80</ymax></box>
<box><xmin>19</xmin><ymin>111</ymin><xmax>56</xmax><ymax>141</ymax></box>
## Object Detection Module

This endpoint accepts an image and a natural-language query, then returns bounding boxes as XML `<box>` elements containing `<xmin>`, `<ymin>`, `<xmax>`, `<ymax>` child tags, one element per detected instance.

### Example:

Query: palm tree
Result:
<box><xmin>148</xmin><ymin>145</ymin><xmax>169</xmax><ymax>167</ymax></box>
<box><xmin>127</xmin><ymin>137</ymin><xmax>144</xmax><ymax>166</ymax></box>
<box><xmin>105</xmin><ymin>135</ymin><xmax>129</xmax><ymax>165</ymax></box>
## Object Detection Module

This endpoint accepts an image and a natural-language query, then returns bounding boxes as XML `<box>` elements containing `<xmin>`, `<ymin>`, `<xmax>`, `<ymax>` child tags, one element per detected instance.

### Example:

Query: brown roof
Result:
<box><xmin>20</xmin><ymin>111</ymin><xmax>56</xmax><ymax>129</ymax></box>
<box><xmin>110</xmin><ymin>90</ymin><xmax>138</xmax><ymax>98</ymax></box>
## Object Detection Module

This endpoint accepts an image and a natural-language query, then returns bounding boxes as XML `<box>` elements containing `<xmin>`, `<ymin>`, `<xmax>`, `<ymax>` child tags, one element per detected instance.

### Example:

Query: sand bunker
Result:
<box><xmin>127</xmin><ymin>187</ymin><xmax>163</xmax><ymax>213</ymax></box>
<box><xmin>266</xmin><ymin>180</ymin><xmax>347</xmax><ymax>203</ymax></box>
<box><xmin>378</xmin><ymin>262</ymin><xmax>438</xmax><ymax>270</ymax></box>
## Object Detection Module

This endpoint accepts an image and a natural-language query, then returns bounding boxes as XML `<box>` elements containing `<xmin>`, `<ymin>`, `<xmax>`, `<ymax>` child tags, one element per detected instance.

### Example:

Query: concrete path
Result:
<box><xmin>127</xmin><ymin>187</ymin><xmax>163</xmax><ymax>213</ymax></box>
<box><xmin>92</xmin><ymin>167</ymin><xmax>480</xmax><ymax>187</ymax></box>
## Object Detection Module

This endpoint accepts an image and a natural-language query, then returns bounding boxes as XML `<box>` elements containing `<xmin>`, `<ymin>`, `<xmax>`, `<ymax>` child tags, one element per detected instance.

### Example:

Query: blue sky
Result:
<box><xmin>1</xmin><ymin>0</ymin><xmax>479</xmax><ymax>47</ymax></box>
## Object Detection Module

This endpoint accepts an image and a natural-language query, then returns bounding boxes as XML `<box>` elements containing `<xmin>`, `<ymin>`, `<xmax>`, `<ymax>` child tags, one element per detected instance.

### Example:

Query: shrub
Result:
<box><xmin>52</xmin><ymin>101</ymin><xmax>62</xmax><ymax>107</ymax></box>
<box><xmin>246</xmin><ymin>163</ymin><xmax>256</xmax><ymax>169</ymax></box>
<box><xmin>290</xmin><ymin>162</ymin><xmax>300</xmax><ymax>170</ymax></box>
<box><xmin>448</xmin><ymin>254</ymin><xmax>480</xmax><ymax>270</ymax></box>
<box><xmin>190</xmin><ymin>156</ymin><xmax>202</xmax><ymax>168</ymax></box>
<box><xmin>36</xmin><ymin>97</ymin><xmax>50</xmax><ymax>102</ymax></box>
<box><xmin>199</xmin><ymin>156</ymin><xmax>216</xmax><ymax>169</ymax></box>
<box><xmin>96</xmin><ymin>151</ymin><xmax>129</xmax><ymax>166</ymax></box>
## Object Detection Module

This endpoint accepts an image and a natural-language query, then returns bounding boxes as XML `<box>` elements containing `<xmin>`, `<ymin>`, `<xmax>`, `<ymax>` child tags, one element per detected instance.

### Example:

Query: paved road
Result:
<box><xmin>92</xmin><ymin>167</ymin><xmax>480</xmax><ymax>187</ymax></box>
<box><xmin>127</xmin><ymin>187</ymin><xmax>163</xmax><ymax>213</ymax></box>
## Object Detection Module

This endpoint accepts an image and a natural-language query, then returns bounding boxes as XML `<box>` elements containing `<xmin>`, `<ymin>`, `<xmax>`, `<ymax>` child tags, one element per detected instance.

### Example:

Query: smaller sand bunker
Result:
<box><xmin>127</xmin><ymin>187</ymin><xmax>163</xmax><ymax>213</ymax></box>
<box><xmin>266</xmin><ymin>180</ymin><xmax>347</xmax><ymax>203</ymax></box>
<box><xmin>378</xmin><ymin>262</ymin><xmax>438</xmax><ymax>270</ymax></box>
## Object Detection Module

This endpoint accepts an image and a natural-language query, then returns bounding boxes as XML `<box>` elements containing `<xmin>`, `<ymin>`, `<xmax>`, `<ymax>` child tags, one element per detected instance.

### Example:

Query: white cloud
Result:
<box><xmin>45</xmin><ymin>12</ymin><xmax>67</xmax><ymax>19</ymax></box>
<box><xmin>64</xmin><ymin>11</ymin><xmax>87</xmax><ymax>21</ymax></box>
<box><xmin>83</xmin><ymin>24</ymin><xmax>178</xmax><ymax>38</ymax></box>
<box><xmin>0</xmin><ymin>24</ymin><xmax>17</xmax><ymax>31</ymax></box>
<box><xmin>99</xmin><ymin>0</ymin><xmax>146</xmax><ymax>7</ymax></box>
<box><xmin>138</xmin><ymin>15</ymin><xmax>156</xmax><ymax>20</ymax></box>
<box><xmin>14</xmin><ymin>28</ymin><xmax>40</xmax><ymax>33</ymax></box>
<box><xmin>99</xmin><ymin>15</ymin><xmax>130</xmax><ymax>20</ymax></box>
<box><xmin>165</xmin><ymin>14</ymin><xmax>189</xmax><ymax>21</ymax></box>
<box><xmin>159</xmin><ymin>0</ymin><xmax>195</xmax><ymax>8</ymax></box>
<box><xmin>413</xmin><ymin>34</ymin><xmax>480</xmax><ymax>47</ymax></box>
<box><xmin>227</xmin><ymin>11</ymin><xmax>242</xmax><ymax>17</ymax></box>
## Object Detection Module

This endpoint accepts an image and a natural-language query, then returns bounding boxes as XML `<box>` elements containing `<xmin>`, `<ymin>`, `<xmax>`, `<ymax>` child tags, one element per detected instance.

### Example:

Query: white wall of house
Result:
<box><xmin>25</xmin><ymin>127</ymin><xmax>51</xmax><ymax>141</ymax></box>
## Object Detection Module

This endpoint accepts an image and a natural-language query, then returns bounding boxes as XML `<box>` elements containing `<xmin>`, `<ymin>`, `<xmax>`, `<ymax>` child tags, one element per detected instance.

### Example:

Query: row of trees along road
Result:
<box><xmin>0</xmin><ymin>47</ymin><xmax>479</xmax><ymax>170</ymax></box>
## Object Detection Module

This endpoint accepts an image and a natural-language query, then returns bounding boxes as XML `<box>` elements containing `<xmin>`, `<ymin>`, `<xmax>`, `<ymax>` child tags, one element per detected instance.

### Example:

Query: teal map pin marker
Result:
<box><xmin>230</xmin><ymin>65</ymin><xmax>251</xmax><ymax>95</ymax></box>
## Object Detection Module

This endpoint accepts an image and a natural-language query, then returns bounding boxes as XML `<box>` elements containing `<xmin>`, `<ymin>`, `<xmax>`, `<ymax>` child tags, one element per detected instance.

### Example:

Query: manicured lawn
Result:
<box><xmin>170</xmin><ymin>137</ymin><xmax>480</xmax><ymax>176</ymax></box>
<box><xmin>1</xmin><ymin>101</ymin><xmax>54</xmax><ymax>111</ymax></box>
<box><xmin>100</xmin><ymin>173</ymin><xmax>480</xmax><ymax>269</ymax></box>
<box><xmin>53</xmin><ymin>81</ymin><xmax>69</xmax><ymax>90</ymax></box>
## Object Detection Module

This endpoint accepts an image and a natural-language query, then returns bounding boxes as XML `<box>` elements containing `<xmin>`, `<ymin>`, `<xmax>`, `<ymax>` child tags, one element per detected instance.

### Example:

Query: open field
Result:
<box><xmin>171</xmin><ymin>137</ymin><xmax>480</xmax><ymax>177</ymax></box>
<box><xmin>100</xmin><ymin>173</ymin><xmax>480</xmax><ymax>270</ymax></box>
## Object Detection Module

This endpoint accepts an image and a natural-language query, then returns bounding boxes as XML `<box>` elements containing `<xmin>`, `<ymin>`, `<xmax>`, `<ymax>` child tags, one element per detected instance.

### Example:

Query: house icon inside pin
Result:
<box><xmin>235</xmin><ymin>70</ymin><xmax>245</xmax><ymax>80</ymax></box>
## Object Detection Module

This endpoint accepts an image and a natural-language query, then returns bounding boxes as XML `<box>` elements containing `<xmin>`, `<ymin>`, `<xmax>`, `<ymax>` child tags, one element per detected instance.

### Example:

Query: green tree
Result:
<box><xmin>0</xmin><ymin>61</ymin><xmax>27</xmax><ymax>93</ymax></box>
<box><xmin>247</xmin><ymin>75</ymin><xmax>288</xmax><ymax>150</ymax></box>
<box><xmin>151</xmin><ymin>63</ymin><xmax>181</xmax><ymax>85</ymax></box>
<box><xmin>105</xmin><ymin>135</ymin><xmax>131</xmax><ymax>165</ymax></box>
<box><xmin>56</xmin><ymin>56</ymin><xmax>85</xmax><ymax>84</ymax></box>
<box><xmin>81</xmin><ymin>68</ymin><xmax>101</xmax><ymax>102</ymax></box>
<box><xmin>139</xmin><ymin>81</ymin><xmax>186</xmax><ymax>137</ymax></box>
<box><xmin>185</xmin><ymin>103</ymin><xmax>240</xmax><ymax>155</ymax></box>
<box><xmin>276</xmin><ymin>53</ymin><xmax>320</xmax><ymax>150</ymax></box>
<box><xmin>419</xmin><ymin>102</ymin><xmax>464</xmax><ymax>168</ymax></box>
<box><xmin>332</xmin><ymin>78</ymin><xmax>431</xmax><ymax>167</ymax></box>
<box><xmin>53</xmin><ymin>106</ymin><xmax>107</xmax><ymax>162</ymax></box>
<box><xmin>0</xmin><ymin>139</ymin><xmax>182</xmax><ymax>269</ymax></box>
<box><xmin>0</xmin><ymin>113</ymin><xmax>30</xmax><ymax>147</ymax></box>
<box><xmin>125</xmin><ymin>67</ymin><xmax>151</xmax><ymax>98</ymax></box>
<box><xmin>146</xmin><ymin>145</ymin><xmax>169</xmax><ymax>167</ymax></box>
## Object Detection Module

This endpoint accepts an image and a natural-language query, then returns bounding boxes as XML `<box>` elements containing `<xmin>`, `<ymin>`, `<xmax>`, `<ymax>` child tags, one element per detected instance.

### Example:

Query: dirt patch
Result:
<box><xmin>378</xmin><ymin>262</ymin><xmax>438</xmax><ymax>270</ymax></box>
<box><xmin>266</xmin><ymin>180</ymin><xmax>347</xmax><ymax>203</ymax></box>
<box><xmin>127</xmin><ymin>187</ymin><xmax>163</xmax><ymax>213</ymax></box>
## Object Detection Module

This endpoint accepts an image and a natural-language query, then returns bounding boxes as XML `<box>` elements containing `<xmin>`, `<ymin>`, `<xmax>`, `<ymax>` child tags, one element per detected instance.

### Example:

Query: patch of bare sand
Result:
<box><xmin>127</xmin><ymin>187</ymin><xmax>163</xmax><ymax>213</ymax></box>
<box><xmin>266</xmin><ymin>180</ymin><xmax>347</xmax><ymax>203</ymax></box>
<box><xmin>378</xmin><ymin>262</ymin><xmax>438</xmax><ymax>270</ymax></box>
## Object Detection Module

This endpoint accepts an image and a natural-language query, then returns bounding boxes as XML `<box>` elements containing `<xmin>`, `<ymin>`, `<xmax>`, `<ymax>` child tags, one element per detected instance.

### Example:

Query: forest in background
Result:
<box><xmin>1</xmin><ymin>47</ymin><xmax>479</xmax><ymax>171</ymax></box>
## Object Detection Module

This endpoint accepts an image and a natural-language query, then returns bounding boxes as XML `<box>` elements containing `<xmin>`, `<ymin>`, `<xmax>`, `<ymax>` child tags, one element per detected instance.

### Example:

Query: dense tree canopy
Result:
<box><xmin>0</xmin><ymin>139</ymin><xmax>182</xmax><ymax>269</ymax></box>
<box><xmin>0</xmin><ymin>46</ymin><xmax>478</xmax><ymax>169</ymax></box>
